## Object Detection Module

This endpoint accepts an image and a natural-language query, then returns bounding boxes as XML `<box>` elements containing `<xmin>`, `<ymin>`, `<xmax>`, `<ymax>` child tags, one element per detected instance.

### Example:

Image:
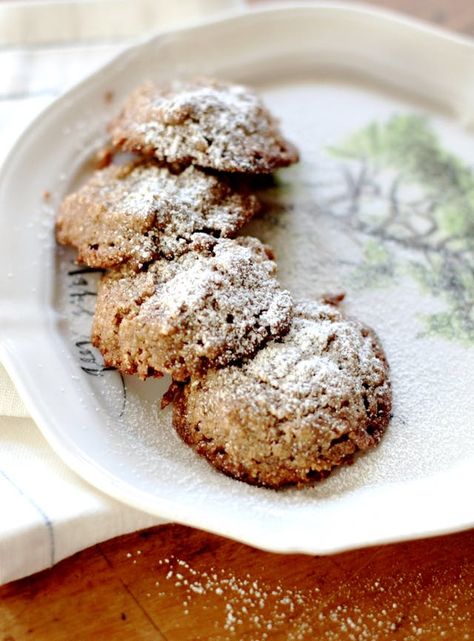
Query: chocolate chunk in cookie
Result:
<box><xmin>172</xmin><ymin>300</ymin><xmax>391</xmax><ymax>488</ymax></box>
<box><xmin>56</xmin><ymin>162</ymin><xmax>259</xmax><ymax>269</ymax></box>
<box><xmin>92</xmin><ymin>236</ymin><xmax>293</xmax><ymax>381</ymax></box>
<box><xmin>109</xmin><ymin>79</ymin><xmax>299</xmax><ymax>173</ymax></box>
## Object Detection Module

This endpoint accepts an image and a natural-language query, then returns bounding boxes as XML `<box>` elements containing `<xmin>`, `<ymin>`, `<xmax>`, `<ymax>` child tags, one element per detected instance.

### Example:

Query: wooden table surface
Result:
<box><xmin>2</xmin><ymin>1</ymin><xmax>474</xmax><ymax>639</ymax></box>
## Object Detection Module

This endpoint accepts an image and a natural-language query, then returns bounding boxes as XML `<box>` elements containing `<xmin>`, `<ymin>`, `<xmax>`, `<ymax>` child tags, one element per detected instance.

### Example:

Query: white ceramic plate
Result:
<box><xmin>1</xmin><ymin>3</ymin><xmax>473</xmax><ymax>555</ymax></box>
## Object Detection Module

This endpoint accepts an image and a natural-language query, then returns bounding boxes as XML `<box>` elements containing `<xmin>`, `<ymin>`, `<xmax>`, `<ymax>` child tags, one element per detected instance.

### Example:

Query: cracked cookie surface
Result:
<box><xmin>56</xmin><ymin>162</ymin><xmax>259</xmax><ymax>269</ymax></box>
<box><xmin>171</xmin><ymin>300</ymin><xmax>391</xmax><ymax>488</ymax></box>
<box><xmin>92</xmin><ymin>236</ymin><xmax>293</xmax><ymax>381</ymax></box>
<box><xmin>109</xmin><ymin>79</ymin><xmax>299</xmax><ymax>173</ymax></box>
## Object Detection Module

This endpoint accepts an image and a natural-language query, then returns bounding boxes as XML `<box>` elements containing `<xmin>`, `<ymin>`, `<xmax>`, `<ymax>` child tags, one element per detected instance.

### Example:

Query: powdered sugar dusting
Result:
<box><xmin>118</xmin><ymin>547</ymin><xmax>473</xmax><ymax>640</ymax></box>
<box><xmin>57</xmin><ymin>161</ymin><xmax>259</xmax><ymax>269</ymax></box>
<box><xmin>92</xmin><ymin>236</ymin><xmax>293</xmax><ymax>380</ymax></box>
<box><xmin>178</xmin><ymin>300</ymin><xmax>390</xmax><ymax>487</ymax></box>
<box><xmin>110</xmin><ymin>79</ymin><xmax>298</xmax><ymax>172</ymax></box>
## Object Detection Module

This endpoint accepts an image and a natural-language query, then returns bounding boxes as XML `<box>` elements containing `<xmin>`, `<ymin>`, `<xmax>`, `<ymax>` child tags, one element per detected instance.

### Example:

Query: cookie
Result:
<box><xmin>171</xmin><ymin>300</ymin><xmax>391</xmax><ymax>488</ymax></box>
<box><xmin>109</xmin><ymin>79</ymin><xmax>299</xmax><ymax>173</ymax></box>
<box><xmin>92</xmin><ymin>236</ymin><xmax>293</xmax><ymax>381</ymax></box>
<box><xmin>56</xmin><ymin>162</ymin><xmax>259</xmax><ymax>269</ymax></box>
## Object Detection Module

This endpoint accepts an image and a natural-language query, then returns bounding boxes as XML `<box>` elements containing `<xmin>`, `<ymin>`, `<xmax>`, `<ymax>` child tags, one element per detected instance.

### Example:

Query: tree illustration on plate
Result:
<box><xmin>317</xmin><ymin>114</ymin><xmax>474</xmax><ymax>345</ymax></box>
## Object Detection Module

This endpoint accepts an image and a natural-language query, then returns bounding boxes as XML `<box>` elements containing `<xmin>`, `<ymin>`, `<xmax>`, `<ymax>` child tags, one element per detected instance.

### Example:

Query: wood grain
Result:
<box><xmin>2</xmin><ymin>1</ymin><xmax>474</xmax><ymax>640</ymax></box>
<box><xmin>249</xmin><ymin>0</ymin><xmax>474</xmax><ymax>36</ymax></box>
<box><xmin>346</xmin><ymin>0</ymin><xmax>474</xmax><ymax>35</ymax></box>
<box><xmin>1</xmin><ymin>525</ymin><xmax>473</xmax><ymax>640</ymax></box>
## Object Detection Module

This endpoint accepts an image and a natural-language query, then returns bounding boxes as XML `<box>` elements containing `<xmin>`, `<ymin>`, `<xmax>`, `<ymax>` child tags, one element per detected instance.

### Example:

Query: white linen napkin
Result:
<box><xmin>0</xmin><ymin>0</ymin><xmax>243</xmax><ymax>585</ymax></box>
